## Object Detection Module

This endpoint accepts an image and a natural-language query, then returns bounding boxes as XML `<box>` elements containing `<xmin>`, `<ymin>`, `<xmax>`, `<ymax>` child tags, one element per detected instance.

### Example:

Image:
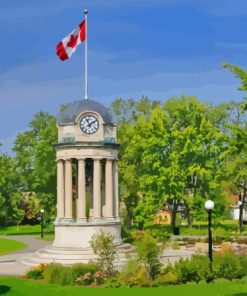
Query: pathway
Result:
<box><xmin>0</xmin><ymin>235</ymin><xmax>52</xmax><ymax>276</ymax></box>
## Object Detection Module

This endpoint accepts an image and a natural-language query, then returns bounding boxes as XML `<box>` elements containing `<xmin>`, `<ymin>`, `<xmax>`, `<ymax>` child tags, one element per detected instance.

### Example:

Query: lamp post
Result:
<box><xmin>205</xmin><ymin>200</ymin><xmax>214</xmax><ymax>266</ymax></box>
<box><xmin>238</xmin><ymin>200</ymin><xmax>243</xmax><ymax>234</ymax></box>
<box><xmin>40</xmin><ymin>209</ymin><xmax>44</xmax><ymax>238</ymax></box>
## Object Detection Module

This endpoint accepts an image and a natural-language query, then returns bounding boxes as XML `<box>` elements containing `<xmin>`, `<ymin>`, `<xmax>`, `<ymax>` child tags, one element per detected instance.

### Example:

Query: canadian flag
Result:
<box><xmin>56</xmin><ymin>20</ymin><xmax>86</xmax><ymax>61</ymax></box>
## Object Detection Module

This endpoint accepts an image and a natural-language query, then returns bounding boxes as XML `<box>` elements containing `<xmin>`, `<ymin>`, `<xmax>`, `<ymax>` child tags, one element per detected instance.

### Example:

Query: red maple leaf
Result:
<box><xmin>67</xmin><ymin>34</ymin><xmax>78</xmax><ymax>48</ymax></box>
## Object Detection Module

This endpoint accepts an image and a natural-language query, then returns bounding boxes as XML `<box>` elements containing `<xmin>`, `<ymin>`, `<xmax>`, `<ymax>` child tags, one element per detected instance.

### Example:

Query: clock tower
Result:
<box><xmin>22</xmin><ymin>99</ymin><xmax>134</xmax><ymax>266</ymax></box>
<box><xmin>54</xmin><ymin>99</ymin><xmax>122</xmax><ymax>248</ymax></box>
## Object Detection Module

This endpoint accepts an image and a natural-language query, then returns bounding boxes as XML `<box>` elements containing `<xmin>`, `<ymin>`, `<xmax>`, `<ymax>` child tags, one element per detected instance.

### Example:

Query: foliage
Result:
<box><xmin>0</xmin><ymin>153</ymin><xmax>25</xmax><ymax>225</ymax></box>
<box><xmin>26</xmin><ymin>264</ymin><xmax>46</xmax><ymax>280</ymax></box>
<box><xmin>43</xmin><ymin>263</ymin><xmax>99</xmax><ymax>285</ymax></box>
<box><xmin>145</xmin><ymin>227</ymin><xmax>170</xmax><ymax>243</ymax></box>
<box><xmin>154</xmin><ymin>271</ymin><xmax>178</xmax><ymax>286</ymax></box>
<box><xmin>112</xmin><ymin>96</ymin><xmax>231</xmax><ymax>230</ymax></box>
<box><xmin>176</xmin><ymin>255</ymin><xmax>212</xmax><ymax>283</ymax></box>
<box><xmin>89</xmin><ymin>230</ymin><xmax>116</xmax><ymax>276</ymax></box>
<box><xmin>13</xmin><ymin>111</ymin><xmax>57</xmax><ymax>218</ymax></box>
<box><xmin>213</xmin><ymin>251</ymin><xmax>247</xmax><ymax>280</ymax></box>
<box><xmin>94</xmin><ymin>271</ymin><xmax>106</xmax><ymax>285</ymax></box>
<box><xmin>75</xmin><ymin>271</ymin><xmax>106</xmax><ymax>286</ymax></box>
<box><xmin>75</xmin><ymin>272</ymin><xmax>93</xmax><ymax>285</ymax></box>
<box><xmin>134</xmin><ymin>231</ymin><xmax>162</xmax><ymax>279</ymax></box>
<box><xmin>129</xmin><ymin>267</ymin><xmax>153</xmax><ymax>287</ymax></box>
<box><xmin>222</xmin><ymin>62</ymin><xmax>247</xmax><ymax>111</ymax></box>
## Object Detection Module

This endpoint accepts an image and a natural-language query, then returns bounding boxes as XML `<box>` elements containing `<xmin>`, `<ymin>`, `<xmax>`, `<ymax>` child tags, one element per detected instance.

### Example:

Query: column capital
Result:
<box><xmin>93</xmin><ymin>158</ymin><xmax>101</xmax><ymax>163</ymax></box>
<box><xmin>78</xmin><ymin>158</ymin><xmax>86</xmax><ymax>163</ymax></box>
<box><xmin>56</xmin><ymin>158</ymin><xmax>64</xmax><ymax>163</ymax></box>
<box><xmin>106</xmin><ymin>158</ymin><xmax>117</xmax><ymax>162</ymax></box>
<box><xmin>64</xmin><ymin>158</ymin><xmax>72</xmax><ymax>163</ymax></box>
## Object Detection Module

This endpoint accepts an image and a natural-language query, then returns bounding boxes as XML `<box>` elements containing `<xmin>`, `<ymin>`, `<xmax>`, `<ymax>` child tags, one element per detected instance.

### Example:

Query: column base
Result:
<box><xmin>76</xmin><ymin>218</ymin><xmax>87</xmax><ymax>224</ymax></box>
<box><xmin>54</xmin><ymin>218</ymin><xmax>75</xmax><ymax>225</ymax></box>
<box><xmin>103</xmin><ymin>216</ymin><xmax>115</xmax><ymax>221</ymax></box>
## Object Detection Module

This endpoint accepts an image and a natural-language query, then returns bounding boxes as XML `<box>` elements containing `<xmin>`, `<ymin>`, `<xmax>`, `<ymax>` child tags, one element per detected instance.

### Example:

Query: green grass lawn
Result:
<box><xmin>0</xmin><ymin>277</ymin><xmax>247</xmax><ymax>296</ymax></box>
<box><xmin>0</xmin><ymin>224</ymin><xmax>54</xmax><ymax>236</ymax></box>
<box><xmin>0</xmin><ymin>238</ymin><xmax>27</xmax><ymax>256</ymax></box>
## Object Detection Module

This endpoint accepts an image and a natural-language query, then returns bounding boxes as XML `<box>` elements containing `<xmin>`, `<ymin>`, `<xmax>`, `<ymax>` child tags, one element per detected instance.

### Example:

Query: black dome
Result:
<box><xmin>57</xmin><ymin>99</ymin><xmax>113</xmax><ymax>125</ymax></box>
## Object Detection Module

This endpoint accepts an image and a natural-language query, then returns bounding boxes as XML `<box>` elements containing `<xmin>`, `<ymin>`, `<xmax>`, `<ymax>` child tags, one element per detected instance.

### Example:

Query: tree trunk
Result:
<box><xmin>186</xmin><ymin>205</ymin><xmax>193</xmax><ymax>228</ymax></box>
<box><xmin>187</xmin><ymin>212</ymin><xmax>193</xmax><ymax>228</ymax></box>
<box><xmin>126</xmin><ymin>214</ymin><xmax>132</xmax><ymax>229</ymax></box>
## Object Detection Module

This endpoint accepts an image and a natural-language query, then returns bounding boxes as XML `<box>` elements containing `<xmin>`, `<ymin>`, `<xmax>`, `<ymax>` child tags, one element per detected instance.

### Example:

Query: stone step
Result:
<box><xmin>21</xmin><ymin>244</ymin><xmax>134</xmax><ymax>267</ymax></box>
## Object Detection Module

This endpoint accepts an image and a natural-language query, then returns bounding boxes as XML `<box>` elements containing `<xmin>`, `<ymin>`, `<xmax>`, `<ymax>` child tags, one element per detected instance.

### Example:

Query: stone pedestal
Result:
<box><xmin>53</xmin><ymin>221</ymin><xmax>122</xmax><ymax>248</ymax></box>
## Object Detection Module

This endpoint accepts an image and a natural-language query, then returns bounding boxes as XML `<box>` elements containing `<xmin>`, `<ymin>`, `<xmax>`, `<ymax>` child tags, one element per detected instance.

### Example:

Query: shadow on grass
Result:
<box><xmin>230</xmin><ymin>294</ymin><xmax>247</xmax><ymax>296</ymax></box>
<box><xmin>0</xmin><ymin>285</ymin><xmax>10</xmax><ymax>295</ymax></box>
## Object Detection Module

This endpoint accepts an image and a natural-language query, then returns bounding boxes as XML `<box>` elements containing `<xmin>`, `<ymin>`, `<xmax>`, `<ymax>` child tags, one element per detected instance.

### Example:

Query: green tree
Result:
<box><xmin>0</xmin><ymin>153</ymin><xmax>24</xmax><ymax>225</ymax></box>
<box><xmin>222</xmin><ymin>64</ymin><xmax>247</xmax><ymax>231</ymax></box>
<box><xmin>13</xmin><ymin>111</ymin><xmax>57</xmax><ymax>217</ymax></box>
<box><xmin>113</xmin><ymin>96</ymin><xmax>230</xmax><ymax>229</ymax></box>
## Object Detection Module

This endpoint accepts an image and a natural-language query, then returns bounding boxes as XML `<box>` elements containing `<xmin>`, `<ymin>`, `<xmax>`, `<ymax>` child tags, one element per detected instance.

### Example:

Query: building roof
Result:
<box><xmin>57</xmin><ymin>99</ymin><xmax>113</xmax><ymax>125</ymax></box>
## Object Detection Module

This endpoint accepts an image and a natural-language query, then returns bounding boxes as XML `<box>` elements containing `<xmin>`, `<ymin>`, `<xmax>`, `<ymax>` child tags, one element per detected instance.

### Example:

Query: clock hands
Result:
<box><xmin>88</xmin><ymin>119</ymin><xmax>97</xmax><ymax>127</ymax></box>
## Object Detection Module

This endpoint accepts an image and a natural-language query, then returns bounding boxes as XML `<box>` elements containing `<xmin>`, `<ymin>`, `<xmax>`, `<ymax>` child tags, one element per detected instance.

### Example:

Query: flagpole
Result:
<box><xmin>84</xmin><ymin>9</ymin><xmax>88</xmax><ymax>99</ymax></box>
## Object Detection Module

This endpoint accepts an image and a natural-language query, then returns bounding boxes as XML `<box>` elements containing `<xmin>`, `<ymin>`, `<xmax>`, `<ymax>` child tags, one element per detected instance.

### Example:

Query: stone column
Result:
<box><xmin>77</xmin><ymin>159</ymin><xmax>86</xmax><ymax>222</ymax></box>
<box><xmin>105</xmin><ymin>159</ymin><xmax>114</xmax><ymax>219</ymax></box>
<box><xmin>57</xmin><ymin>159</ymin><xmax>65</xmax><ymax>219</ymax></box>
<box><xmin>64</xmin><ymin>159</ymin><xmax>73</xmax><ymax>220</ymax></box>
<box><xmin>113</xmin><ymin>160</ymin><xmax>120</xmax><ymax>220</ymax></box>
<box><xmin>93</xmin><ymin>159</ymin><xmax>101</xmax><ymax>219</ymax></box>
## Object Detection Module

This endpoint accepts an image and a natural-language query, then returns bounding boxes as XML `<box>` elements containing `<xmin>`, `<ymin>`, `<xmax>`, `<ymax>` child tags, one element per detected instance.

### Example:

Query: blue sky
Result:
<box><xmin>1</xmin><ymin>0</ymin><xmax>247</xmax><ymax>154</ymax></box>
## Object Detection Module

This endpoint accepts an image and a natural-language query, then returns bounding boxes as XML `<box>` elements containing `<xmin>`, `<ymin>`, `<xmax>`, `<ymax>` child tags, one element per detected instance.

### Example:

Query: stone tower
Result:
<box><xmin>22</xmin><ymin>100</ymin><xmax>134</xmax><ymax>266</ymax></box>
<box><xmin>53</xmin><ymin>99</ymin><xmax>122</xmax><ymax>247</ymax></box>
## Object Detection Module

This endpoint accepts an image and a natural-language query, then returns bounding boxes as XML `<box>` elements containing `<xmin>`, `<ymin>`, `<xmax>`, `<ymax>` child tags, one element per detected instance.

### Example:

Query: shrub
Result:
<box><xmin>134</xmin><ymin>231</ymin><xmax>162</xmax><ymax>279</ymax></box>
<box><xmin>176</xmin><ymin>255</ymin><xmax>211</xmax><ymax>284</ymax></box>
<box><xmin>213</xmin><ymin>278</ymin><xmax>231</xmax><ymax>284</ymax></box>
<box><xmin>43</xmin><ymin>263</ymin><xmax>99</xmax><ymax>285</ymax></box>
<box><xmin>26</xmin><ymin>264</ymin><xmax>46</xmax><ymax>280</ymax></box>
<box><xmin>70</xmin><ymin>262</ymin><xmax>99</xmax><ymax>280</ymax></box>
<box><xmin>146</xmin><ymin>228</ymin><xmax>170</xmax><ymax>243</ymax></box>
<box><xmin>43</xmin><ymin>263</ymin><xmax>74</xmax><ymax>285</ymax></box>
<box><xmin>90</xmin><ymin>230</ymin><xmax>116</xmax><ymax>276</ymax></box>
<box><xmin>154</xmin><ymin>271</ymin><xmax>178</xmax><ymax>285</ymax></box>
<box><xmin>213</xmin><ymin>251</ymin><xmax>246</xmax><ymax>280</ymax></box>
<box><xmin>75</xmin><ymin>272</ymin><xmax>93</xmax><ymax>286</ymax></box>
<box><xmin>130</xmin><ymin>267</ymin><xmax>153</xmax><ymax>287</ymax></box>
<box><xmin>94</xmin><ymin>271</ymin><xmax>106</xmax><ymax>285</ymax></box>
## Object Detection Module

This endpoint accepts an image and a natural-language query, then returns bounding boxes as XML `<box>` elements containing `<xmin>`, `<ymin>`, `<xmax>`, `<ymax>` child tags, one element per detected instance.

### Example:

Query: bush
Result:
<box><xmin>146</xmin><ymin>227</ymin><xmax>170</xmax><ymax>243</ymax></box>
<box><xmin>70</xmin><ymin>263</ymin><xmax>99</xmax><ymax>280</ymax></box>
<box><xmin>90</xmin><ymin>230</ymin><xmax>116</xmax><ymax>276</ymax></box>
<box><xmin>75</xmin><ymin>272</ymin><xmax>94</xmax><ymax>286</ymax></box>
<box><xmin>104</xmin><ymin>278</ymin><xmax>134</xmax><ymax>288</ymax></box>
<box><xmin>134</xmin><ymin>231</ymin><xmax>163</xmax><ymax>279</ymax></box>
<box><xmin>130</xmin><ymin>267</ymin><xmax>153</xmax><ymax>287</ymax></box>
<box><xmin>26</xmin><ymin>264</ymin><xmax>46</xmax><ymax>280</ymax></box>
<box><xmin>43</xmin><ymin>263</ymin><xmax>99</xmax><ymax>285</ymax></box>
<box><xmin>176</xmin><ymin>255</ymin><xmax>211</xmax><ymax>283</ymax></box>
<box><xmin>154</xmin><ymin>271</ymin><xmax>178</xmax><ymax>285</ymax></box>
<box><xmin>213</xmin><ymin>251</ymin><xmax>246</xmax><ymax>280</ymax></box>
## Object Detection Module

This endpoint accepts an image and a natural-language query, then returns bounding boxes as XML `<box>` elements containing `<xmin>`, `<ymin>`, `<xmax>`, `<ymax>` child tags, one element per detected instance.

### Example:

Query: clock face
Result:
<box><xmin>80</xmin><ymin>115</ymin><xmax>99</xmax><ymax>134</ymax></box>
